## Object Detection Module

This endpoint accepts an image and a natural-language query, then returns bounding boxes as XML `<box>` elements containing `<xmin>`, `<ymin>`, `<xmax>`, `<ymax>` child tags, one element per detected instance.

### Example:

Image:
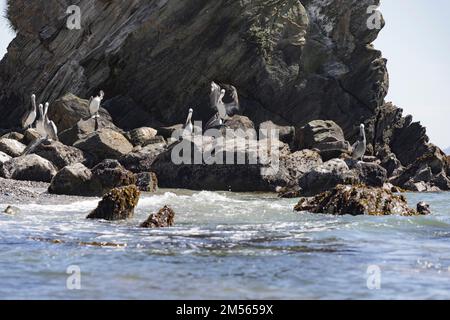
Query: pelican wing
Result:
<box><xmin>210</xmin><ymin>82</ymin><xmax>221</xmax><ymax>108</ymax></box>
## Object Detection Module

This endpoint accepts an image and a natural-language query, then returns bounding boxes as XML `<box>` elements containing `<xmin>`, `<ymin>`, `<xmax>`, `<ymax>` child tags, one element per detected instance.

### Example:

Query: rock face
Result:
<box><xmin>0</xmin><ymin>138</ymin><xmax>26</xmax><ymax>157</ymax></box>
<box><xmin>73</xmin><ymin>129</ymin><xmax>133</xmax><ymax>162</ymax></box>
<box><xmin>0</xmin><ymin>0</ymin><xmax>448</xmax><ymax>190</ymax></box>
<box><xmin>294</xmin><ymin>185</ymin><xmax>423</xmax><ymax>216</ymax></box>
<box><xmin>1</xmin><ymin>154</ymin><xmax>57</xmax><ymax>182</ymax></box>
<box><xmin>140</xmin><ymin>206</ymin><xmax>175</xmax><ymax>228</ymax></box>
<box><xmin>87</xmin><ymin>185</ymin><xmax>140</xmax><ymax>221</ymax></box>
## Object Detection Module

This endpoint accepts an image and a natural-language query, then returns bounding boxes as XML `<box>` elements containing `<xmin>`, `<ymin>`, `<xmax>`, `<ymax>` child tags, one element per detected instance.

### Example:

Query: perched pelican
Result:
<box><xmin>352</xmin><ymin>124</ymin><xmax>367</xmax><ymax>162</ymax></box>
<box><xmin>182</xmin><ymin>108</ymin><xmax>194</xmax><ymax>136</ymax></box>
<box><xmin>35</xmin><ymin>104</ymin><xmax>46</xmax><ymax>137</ymax></box>
<box><xmin>43</xmin><ymin>102</ymin><xmax>58</xmax><ymax>141</ymax></box>
<box><xmin>89</xmin><ymin>90</ymin><xmax>104</xmax><ymax>119</ymax></box>
<box><xmin>22</xmin><ymin>94</ymin><xmax>37</xmax><ymax>129</ymax></box>
<box><xmin>205</xmin><ymin>84</ymin><xmax>226</xmax><ymax>130</ymax></box>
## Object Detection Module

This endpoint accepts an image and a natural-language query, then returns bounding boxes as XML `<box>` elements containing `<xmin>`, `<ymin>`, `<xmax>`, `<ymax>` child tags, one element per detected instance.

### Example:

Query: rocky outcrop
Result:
<box><xmin>1</xmin><ymin>154</ymin><xmax>57</xmax><ymax>182</ymax></box>
<box><xmin>0</xmin><ymin>0</ymin><xmax>448</xmax><ymax>191</ymax></box>
<box><xmin>91</xmin><ymin>159</ymin><xmax>136</xmax><ymax>195</ymax></box>
<box><xmin>135</xmin><ymin>172</ymin><xmax>158</xmax><ymax>192</ymax></box>
<box><xmin>0</xmin><ymin>138</ymin><xmax>26</xmax><ymax>157</ymax></box>
<box><xmin>140</xmin><ymin>206</ymin><xmax>175</xmax><ymax>228</ymax></box>
<box><xmin>73</xmin><ymin>129</ymin><xmax>133</xmax><ymax>163</ymax></box>
<box><xmin>294</xmin><ymin>185</ymin><xmax>425</xmax><ymax>216</ymax></box>
<box><xmin>87</xmin><ymin>185</ymin><xmax>140</xmax><ymax>221</ymax></box>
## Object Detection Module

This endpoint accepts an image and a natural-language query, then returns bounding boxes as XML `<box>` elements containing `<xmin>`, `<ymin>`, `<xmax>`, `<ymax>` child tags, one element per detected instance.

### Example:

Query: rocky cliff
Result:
<box><xmin>0</xmin><ymin>0</ymin><xmax>448</xmax><ymax>189</ymax></box>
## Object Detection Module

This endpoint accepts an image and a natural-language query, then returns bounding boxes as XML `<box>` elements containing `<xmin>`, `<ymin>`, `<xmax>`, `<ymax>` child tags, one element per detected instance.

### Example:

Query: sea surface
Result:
<box><xmin>0</xmin><ymin>189</ymin><xmax>450</xmax><ymax>300</ymax></box>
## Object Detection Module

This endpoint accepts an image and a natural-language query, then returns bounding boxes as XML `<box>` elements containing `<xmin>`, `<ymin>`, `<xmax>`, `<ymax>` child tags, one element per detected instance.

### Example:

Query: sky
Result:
<box><xmin>0</xmin><ymin>0</ymin><xmax>449</xmax><ymax>149</ymax></box>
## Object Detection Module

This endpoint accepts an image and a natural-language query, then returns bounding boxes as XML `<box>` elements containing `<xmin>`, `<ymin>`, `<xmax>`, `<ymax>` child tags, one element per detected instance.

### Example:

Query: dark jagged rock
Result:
<box><xmin>32</xmin><ymin>140</ymin><xmax>86</xmax><ymax>170</ymax></box>
<box><xmin>140</xmin><ymin>205</ymin><xmax>175</xmax><ymax>228</ymax></box>
<box><xmin>73</xmin><ymin>128</ymin><xmax>133</xmax><ymax>163</ymax></box>
<box><xmin>352</xmin><ymin>162</ymin><xmax>387</xmax><ymax>187</ymax></box>
<box><xmin>259</xmin><ymin>121</ymin><xmax>295</xmax><ymax>146</ymax></box>
<box><xmin>1</xmin><ymin>0</ymin><xmax>448</xmax><ymax>190</ymax></box>
<box><xmin>119</xmin><ymin>141</ymin><xmax>167</xmax><ymax>173</ymax></box>
<box><xmin>87</xmin><ymin>185</ymin><xmax>140</xmax><ymax>221</ymax></box>
<box><xmin>49</xmin><ymin>163</ymin><xmax>101</xmax><ymax>197</ymax></box>
<box><xmin>417</xmin><ymin>202</ymin><xmax>431</xmax><ymax>215</ymax></box>
<box><xmin>135</xmin><ymin>172</ymin><xmax>158</xmax><ymax>192</ymax></box>
<box><xmin>1</xmin><ymin>154</ymin><xmax>57</xmax><ymax>182</ymax></box>
<box><xmin>294</xmin><ymin>185</ymin><xmax>423</xmax><ymax>216</ymax></box>
<box><xmin>0</xmin><ymin>138</ymin><xmax>26</xmax><ymax>157</ymax></box>
<box><xmin>91</xmin><ymin>159</ymin><xmax>136</xmax><ymax>195</ymax></box>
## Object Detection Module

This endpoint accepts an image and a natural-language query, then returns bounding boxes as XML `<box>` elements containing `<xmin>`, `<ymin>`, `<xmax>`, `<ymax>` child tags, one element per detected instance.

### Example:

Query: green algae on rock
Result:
<box><xmin>87</xmin><ymin>185</ymin><xmax>140</xmax><ymax>221</ymax></box>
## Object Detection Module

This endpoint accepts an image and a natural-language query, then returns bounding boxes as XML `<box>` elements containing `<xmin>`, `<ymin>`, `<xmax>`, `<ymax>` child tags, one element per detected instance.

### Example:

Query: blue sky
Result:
<box><xmin>0</xmin><ymin>0</ymin><xmax>449</xmax><ymax>149</ymax></box>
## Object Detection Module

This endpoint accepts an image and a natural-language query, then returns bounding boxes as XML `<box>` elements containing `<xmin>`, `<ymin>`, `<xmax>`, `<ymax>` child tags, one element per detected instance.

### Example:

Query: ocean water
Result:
<box><xmin>0</xmin><ymin>190</ymin><xmax>450</xmax><ymax>300</ymax></box>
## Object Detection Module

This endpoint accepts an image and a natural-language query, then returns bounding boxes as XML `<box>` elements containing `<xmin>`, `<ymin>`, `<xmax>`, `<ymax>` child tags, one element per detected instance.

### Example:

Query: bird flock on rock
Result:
<box><xmin>20</xmin><ymin>82</ymin><xmax>366</xmax><ymax>160</ymax></box>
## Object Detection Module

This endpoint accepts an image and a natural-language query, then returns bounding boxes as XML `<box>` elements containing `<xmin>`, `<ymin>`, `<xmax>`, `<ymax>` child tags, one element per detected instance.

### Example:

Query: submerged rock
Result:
<box><xmin>87</xmin><ymin>185</ymin><xmax>140</xmax><ymax>221</ymax></box>
<box><xmin>294</xmin><ymin>185</ymin><xmax>423</xmax><ymax>216</ymax></box>
<box><xmin>3</xmin><ymin>205</ymin><xmax>20</xmax><ymax>215</ymax></box>
<box><xmin>140</xmin><ymin>206</ymin><xmax>175</xmax><ymax>228</ymax></box>
<box><xmin>1</xmin><ymin>154</ymin><xmax>57</xmax><ymax>182</ymax></box>
<box><xmin>0</xmin><ymin>138</ymin><xmax>26</xmax><ymax>157</ymax></box>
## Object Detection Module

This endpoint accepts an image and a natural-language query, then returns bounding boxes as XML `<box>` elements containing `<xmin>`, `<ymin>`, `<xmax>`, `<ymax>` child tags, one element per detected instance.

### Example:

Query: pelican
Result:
<box><xmin>205</xmin><ymin>86</ymin><xmax>226</xmax><ymax>130</ymax></box>
<box><xmin>223</xmin><ymin>85</ymin><xmax>240</xmax><ymax>116</ymax></box>
<box><xmin>35</xmin><ymin>104</ymin><xmax>46</xmax><ymax>137</ymax></box>
<box><xmin>89</xmin><ymin>90</ymin><xmax>104</xmax><ymax>119</ymax></box>
<box><xmin>43</xmin><ymin>102</ymin><xmax>58</xmax><ymax>141</ymax></box>
<box><xmin>352</xmin><ymin>124</ymin><xmax>367</xmax><ymax>162</ymax></box>
<box><xmin>182</xmin><ymin>108</ymin><xmax>194</xmax><ymax>137</ymax></box>
<box><xmin>22</xmin><ymin>94</ymin><xmax>37</xmax><ymax>129</ymax></box>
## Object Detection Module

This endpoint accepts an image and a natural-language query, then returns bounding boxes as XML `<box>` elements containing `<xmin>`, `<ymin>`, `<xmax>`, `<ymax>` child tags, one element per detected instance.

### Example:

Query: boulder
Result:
<box><xmin>417</xmin><ymin>202</ymin><xmax>431</xmax><ymax>215</ymax></box>
<box><xmin>259</xmin><ymin>121</ymin><xmax>295</xmax><ymax>146</ymax></box>
<box><xmin>48</xmin><ymin>163</ymin><xmax>102</xmax><ymax>197</ymax></box>
<box><xmin>3</xmin><ymin>205</ymin><xmax>20</xmax><ymax>215</ymax></box>
<box><xmin>1</xmin><ymin>132</ymin><xmax>24</xmax><ymax>143</ymax></box>
<box><xmin>1</xmin><ymin>154</ymin><xmax>57</xmax><ymax>182</ymax></box>
<box><xmin>73</xmin><ymin>129</ymin><xmax>133</xmax><ymax>162</ymax></box>
<box><xmin>352</xmin><ymin>162</ymin><xmax>387</xmax><ymax>187</ymax></box>
<box><xmin>48</xmin><ymin>93</ymin><xmax>113</xmax><ymax>132</ymax></box>
<box><xmin>87</xmin><ymin>185</ymin><xmax>140</xmax><ymax>221</ymax></box>
<box><xmin>294</xmin><ymin>185</ymin><xmax>424</xmax><ymax>216</ymax></box>
<box><xmin>0</xmin><ymin>138</ymin><xmax>26</xmax><ymax>157</ymax></box>
<box><xmin>32</xmin><ymin>140</ymin><xmax>86</xmax><ymax>170</ymax></box>
<box><xmin>59</xmin><ymin>118</ymin><xmax>121</xmax><ymax>146</ymax></box>
<box><xmin>0</xmin><ymin>151</ymin><xmax>11</xmax><ymax>164</ymax></box>
<box><xmin>151</xmin><ymin>136</ymin><xmax>293</xmax><ymax>192</ymax></box>
<box><xmin>298</xmin><ymin>159</ymin><xmax>357</xmax><ymax>197</ymax></box>
<box><xmin>23</xmin><ymin>128</ymin><xmax>42</xmax><ymax>144</ymax></box>
<box><xmin>119</xmin><ymin>141</ymin><xmax>168</xmax><ymax>173</ymax></box>
<box><xmin>125</xmin><ymin>127</ymin><xmax>158</xmax><ymax>146</ymax></box>
<box><xmin>135</xmin><ymin>172</ymin><xmax>158</xmax><ymax>192</ymax></box>
<box><xmin>157</xmin><ymin>125</ymin><xmax>184</xmax><ymax>141</ymax></box>
<box><xmin>281</xmin><ymin>149</ymin><xmax>323</xmax><ymax>181</ymax></box>
<box><xmin>294</xmin><ymin>120</ymin><xmax>351</xmax><ymax>161</ymax></box>
<box><xmin>140</xmin><ymin>206</ymin><xmax>175</xmax><ymax>228</ymax></box>
<box><xmin>91</xmin><ymin>159</ymin><xmax>136</xmax><ymax>195</ymax></box>
<box><xmin>224</xmin><ymin>115</ymin><xmax>255</xmax><ymax>131</ymax></box>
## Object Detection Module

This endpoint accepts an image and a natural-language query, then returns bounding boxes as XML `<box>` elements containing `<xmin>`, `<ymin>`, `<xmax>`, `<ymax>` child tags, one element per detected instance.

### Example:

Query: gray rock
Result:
<box><xmin>259</xmin><ymin>121</ymin><xmax>295</xmax><ymax>146</ymax></box>
<box><xmin>59</xmin><ymin>117</ymin><xmax>121</xmax><ymax>146</ymax></box>
<box><xmin>91</xmin><ymin>159</ymin><xmax>136</xmax><ymax>196</ymax></box>
<box><xmin>298</xmin><ymin>159</ymin><xmax>357</xmax><ymax>197</ymax></box>
<box><xmin>353</xmin><ymin>162</ymin><xmax>387</xmax><ymax>188</ymax></box>
<box><xmin>1</xmin><ymin>154</ymin><xmax>57</xmax><ymax>182</ymax></box>
<box><xmin>73</xmin><ymin>129</ymin><xmax>133</xmax><ymax>162</ymax></box>
<box><xmin>49</xmin><ymin>163</ymin><xmax>101</xmax><ymax>197</ymax></box>
<box><xmin>119</xmin><ymin>141</ymin><xmax>167</xmax><ymax>173</ymax></box>
<box><xmin>0</xmin><ymin>151</ymin><xmax>12</xmax><ymax>164</ymax></box>
<box><xmin>125</xmin><ymin>127</ymin><xmax>158</xmax><ymax>147</ymax></box>
<box><xmin>32</xmin><ymin>140</ymin><xmax>86</xmax><ymax>170</ymax></box>
<box><xmin>0</xmin><ymin>138</ymin><xmax>26</xmax><ymax>157</ymax></box>
<box><xmin>23</xmin><ymin>129</ymin><xmax>42</xmax><ymax>144</ymax></box>
<box><xmin>1</xmin><ymin>132</ymin><xmax>24</xmax><ymax>143</ymax></box>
